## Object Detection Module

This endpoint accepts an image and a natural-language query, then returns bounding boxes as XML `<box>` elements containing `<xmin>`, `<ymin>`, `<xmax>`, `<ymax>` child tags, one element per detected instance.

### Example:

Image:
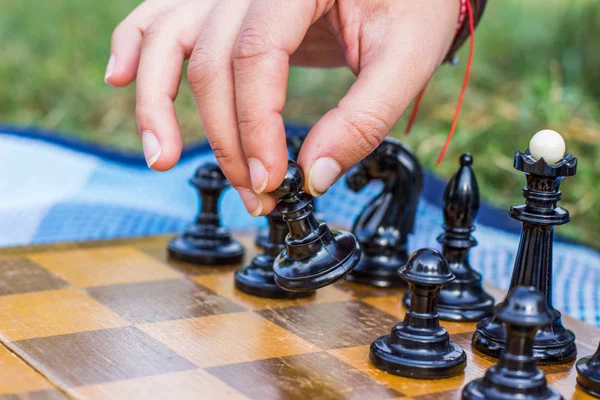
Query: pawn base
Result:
<box><xmin>370</xmin><ymin>335</ymin><xmax>466</xmax><ymax>379</ymax></box>
<box><xmin>235</xmin><ymin>258</ymin><xmax>313</xmax><ymax>299</ymax></box>
<box><xmin>346</xmin><ymin>255</ymin><xmax>408</xmax><ymax>288</ymax></box>
<box><xmin>438</xmin><ymin>306</ymin><xmax>493</xmax><ymax>322</ymax></box>
<box><xmin>274</xmin><ymin>230</ymin><xmax>361</xmax><ymax>292</ymax></box>
<box><xmin>472</xmin><ymin>315</ymin><xmax>577</xmax><ymax>364</ymax></box>
<box><xmin>168</xmin><ymin>233</ymin><xmax>244</xmax><ymax>266</ymax></box>
<box><xmin>437</xmin><ymin>279</ymin><xmax>495</xmax><ymax>322</ymax></box>
<box><xmin>462</xmin><ymin>377</ymin><xmax>563</xmax><ymax>400</ymax></box>
<box><xmin>576</xmin><ymin>356</ymin><xmax>600</xmax><ymax>398</ymax></box>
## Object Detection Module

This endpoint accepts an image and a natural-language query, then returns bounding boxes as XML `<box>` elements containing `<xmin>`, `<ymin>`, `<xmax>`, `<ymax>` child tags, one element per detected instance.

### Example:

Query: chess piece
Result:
<box><xmin>255</xmin><ymin>133</ymin><xmax>313</xmax><ymax>249</ymax></box>
<box><xmin>272</xmin><ymin>160</ymin><xmax>361</xmax><ymax>292</ymax></box>
<box><xmin>287</xmin><ymin>133</ymin><xmax>305</xmax><ymax>162</ymax></box>
<box><xmin>168</xmin><ymin>162</ymin><xmax>245</xmax><ymax>265</ymax></box>
<box><xmin>462</xmin><ymin>286</ymin><xmax>563</xmax><ymax>400</ymax></box>
<box><xmin>287</xmin><ymin>133</ymin><xmax>326</xmax><ymax>223</ymax></box>
<box><xmin>577</xmin><ymin>344</ymin><xmax>600</xmax><ymax>398</ymax></box>
<box><xmin>254</xmin><ymin>225</ymin><xmax>269</xmax><ymax>250</ymax></box>
<box><xmin>235</xmin><ymin>210</ymin><xmax>313</xmax><ymax>299</ymax></box>
<box><xmin>529</xmin><ymin>129</ymin><xmax>566</xmax><ymax>164</ymax></box>
<box><xmin>346</xmin><ymin>139</ymin><xmax>423</xmax><ymax>287</ymax></box>
<box><xmin>405</xmin><ymin>154</ymin><xmax>493</xmax><ymax>320</ymax></box>
<box><xmin>473</xmin><ymin>130</ymin><xmax>577</xmax><ymax>364</ymax></box>
<box><xmin>370</xmin><ymin>248</ymin><xmax>466</xmax><ymax>378</ymax></box>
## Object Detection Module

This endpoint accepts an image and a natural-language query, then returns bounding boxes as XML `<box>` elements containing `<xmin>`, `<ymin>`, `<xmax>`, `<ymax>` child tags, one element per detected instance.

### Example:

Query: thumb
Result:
<box><xmin>298</xmin><ymin>17</ymin><xmax>454</xmax><ymax>196</ymax></box>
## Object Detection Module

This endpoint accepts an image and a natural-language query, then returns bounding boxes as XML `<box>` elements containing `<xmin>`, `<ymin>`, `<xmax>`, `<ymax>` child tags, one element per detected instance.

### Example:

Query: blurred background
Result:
<box><xmin>1</xmin><ymin>0</ymin><xmax>599</xmax><ymax>248</ymax></box>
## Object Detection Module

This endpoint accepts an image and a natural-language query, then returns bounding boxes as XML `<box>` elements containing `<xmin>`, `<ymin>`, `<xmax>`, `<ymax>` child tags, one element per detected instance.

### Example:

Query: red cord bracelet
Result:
<box><xmin>456</xmin><ymin>0</ymin><xmax>468</xmax><ymax>35</ymax></box>
<box><xmin>405</xmin><ymin>0</ymin><xmax>475</xmax><ymax>166</ymax></box>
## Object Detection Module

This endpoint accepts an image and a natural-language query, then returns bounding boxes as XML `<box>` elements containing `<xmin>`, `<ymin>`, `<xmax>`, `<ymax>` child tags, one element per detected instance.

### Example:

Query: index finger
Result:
<box><xmin>232</xmin><ymin>0</ymin><xmax>334</xmax><ymax>194</ymax></box>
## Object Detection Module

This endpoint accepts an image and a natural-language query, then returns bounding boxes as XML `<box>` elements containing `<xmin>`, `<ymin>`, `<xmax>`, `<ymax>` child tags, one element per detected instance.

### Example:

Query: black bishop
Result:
<box><xmin>405</xmin><ymin>154</ymin><xmax>494</xmax><ymax>321</ymax></box>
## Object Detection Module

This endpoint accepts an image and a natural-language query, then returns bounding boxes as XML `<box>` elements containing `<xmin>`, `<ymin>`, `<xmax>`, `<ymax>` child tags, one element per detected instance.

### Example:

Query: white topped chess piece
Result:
<box><xmin>529</xmin><ymin>129</ymin><xmax>566</xmax><ymax>164</ymax></box>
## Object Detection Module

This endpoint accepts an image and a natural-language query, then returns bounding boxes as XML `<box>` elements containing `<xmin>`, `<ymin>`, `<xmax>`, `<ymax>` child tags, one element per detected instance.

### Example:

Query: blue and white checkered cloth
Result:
<box><xmin>1</xmin><ymin>124</ymin><xmax>599</xmax><ymax>326</ymax></box>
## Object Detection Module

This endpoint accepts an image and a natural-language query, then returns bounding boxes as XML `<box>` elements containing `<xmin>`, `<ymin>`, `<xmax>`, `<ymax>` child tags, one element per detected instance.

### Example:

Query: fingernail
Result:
<box><xmin>141</xmin><ymin>130</ymin><xmax>161</xmax><ymax>168</ymax></box>
<box><xmin>308</xmin><ymin>157</ymin><xmax>342</xmax><ymax>196</ymax></box>
<box><xmin>236</xmin><ymin>187</ymin><xmax>263</xmax><ymax>217</ymax></box>
<box><xmin>104</xmin><ymin>54</ymin><xmax>116</xmax><ymax>84</ymax></box>
<box><xmin>248</xmin><ymin>158</ymin><xmax>268</xmax><ymax>193</ymax></box>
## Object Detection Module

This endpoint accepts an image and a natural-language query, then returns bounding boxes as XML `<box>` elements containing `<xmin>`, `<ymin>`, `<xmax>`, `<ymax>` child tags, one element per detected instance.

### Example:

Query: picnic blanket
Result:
<box><xmin>1</xmin><ymin>124</ymin><xmax>599</xmax><ymax>327</ymax></box>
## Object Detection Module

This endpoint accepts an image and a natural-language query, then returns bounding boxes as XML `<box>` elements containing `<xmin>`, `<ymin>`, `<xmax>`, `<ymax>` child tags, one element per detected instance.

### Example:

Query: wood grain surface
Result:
<box><xmin>0</xmin><ymin>232</ymin><xmax>597</xmax><ymax>400</ymax></box>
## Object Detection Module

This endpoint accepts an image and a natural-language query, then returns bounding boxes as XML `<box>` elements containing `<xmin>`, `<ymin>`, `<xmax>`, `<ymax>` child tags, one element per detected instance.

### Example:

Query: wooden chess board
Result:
<box><xmin>0</xmin><ymin>232</ymin><xmax>597</xmax><ymax>400</ymax></box>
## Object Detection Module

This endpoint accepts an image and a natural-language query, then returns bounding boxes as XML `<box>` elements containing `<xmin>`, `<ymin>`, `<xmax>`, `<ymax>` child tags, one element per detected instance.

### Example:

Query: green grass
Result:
<box><xmin>1</xmin><ymin>0</ymin><xmax>599</xmax><ymax>248</ymax></box>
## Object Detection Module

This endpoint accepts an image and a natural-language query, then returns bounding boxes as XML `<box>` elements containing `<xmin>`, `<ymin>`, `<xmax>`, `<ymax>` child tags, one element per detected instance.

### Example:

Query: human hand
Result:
<box><xmin>106</xmin><ymin>0</ymin><xmax>459</xmax><ymax>216</ymax></box>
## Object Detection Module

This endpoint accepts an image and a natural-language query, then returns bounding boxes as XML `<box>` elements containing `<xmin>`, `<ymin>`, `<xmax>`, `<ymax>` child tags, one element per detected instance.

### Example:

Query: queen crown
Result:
<box><xmin>514</xmin><ymin>149</ymin><xmax>577</xmax><ymax>177</ymax></box>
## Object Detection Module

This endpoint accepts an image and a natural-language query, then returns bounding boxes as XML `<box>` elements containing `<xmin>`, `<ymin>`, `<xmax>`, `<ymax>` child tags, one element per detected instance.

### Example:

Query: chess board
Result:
<box><xmin>0</xmin><ymin>232</ymin><xmax>597</xmax><ymax>400</ymax></box>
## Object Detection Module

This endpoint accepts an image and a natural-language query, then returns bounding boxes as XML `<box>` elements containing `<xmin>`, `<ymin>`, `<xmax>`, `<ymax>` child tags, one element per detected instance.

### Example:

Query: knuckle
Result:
<box><xmin>135</xmin><ymin>93</ymin><xmax>159</xmax><ymax>119</ymax></box>
<box><xmin>187</xmin><ymin>46</ymin><xmax>222</xmax><ymax>99</ymax></box>
<box><xmin>135</xmin><ymin>105</ymin><xmax>149</xmax><ymax>122</ymax></box>
<box><xmin>343</xmin><ymin>110</ymin><xmax>391</xmax><ymax>154</ymax></box>
<box><xmin>141</xmin><ymin>20</ymin><xmax>165</xmax><ymax>47</ymax></box>
<box><xmin>213</xmin><ymin>148</ymin><xmax>235</xmax><ymax>170</ymax></box>
<box><xmin>209</xmin><ymin>143</ymin><xmax>241</xmax><ymax>184</ymax></box>
<box><xmin>237</xmin><ymin>117</ymin><xmax>262</xmax><ymax>138</ymax></box>
<box><xmin>233</xmin><ymin>26</ymin><xmax>272</xmax><ymax>62</ymax></box>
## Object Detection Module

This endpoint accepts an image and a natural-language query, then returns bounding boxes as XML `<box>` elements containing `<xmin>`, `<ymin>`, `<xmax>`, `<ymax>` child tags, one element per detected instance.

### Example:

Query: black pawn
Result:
<box><xmin>235</xmin><ymin>211</ymin><xmax>313</xmax><ymax>299</ymax></box>
<box><xmin>370</xmin><ymin>248</ymin><xmax>466</xmax><ymax>378</ymax></box>
<box><xmin>168</xmin><ymin>162</ymin><xmax>244</xmax><ymax>265</ymax></box>
<box><xmin>577</xmin><ymin>344</ymin><xmax>600</xmax><ymax>397</ymax></box>
<box><xmin>287</xmin><ymin>133</ymin><xmax>305</xmax><ymax>162</ymax></box>
<box><xmin>472</xmin><ymin>148</ymin><xmax>577</xmax><ymax>364</ymax></box>
<box><xmin>287</xmin><ymin>134</ymin><xmax>326</xmax><ymax>223</ymax></box>
<box><xmin>462</xmin><ymin>286</ymin><xmax>563</xmax><ymax>400</ymax></box>
<box><xmin>255</xmin><ymin>133</ymin><xmax>311</xmax><ymax>249</ymax></box>
<box><xmin>272</xmin><ymin>160</ymin><xmax>362</xmax><ymax>292</ymax></box>
<box><xmin>346</xmin><ymin>139</ymin><xmax>423</xmax><ymax>287</ymax></box>
<box><xmin>405</xmin><ymin>154</ymin><xmax>494</xmax><ymax>320</ymax></box>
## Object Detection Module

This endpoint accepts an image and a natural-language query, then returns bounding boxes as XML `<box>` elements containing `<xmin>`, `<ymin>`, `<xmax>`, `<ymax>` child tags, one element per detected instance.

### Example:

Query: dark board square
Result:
<box><xmin>138</xmin><ymin>246</ymin><xmax>239</xmax><ymax>276</ymax></box>
<box><xmin>13</xmin><ymin>326</ymin><xmax>197</xmax><ymax>388</ymax></box>
<box><xmin>0</xmin><ymin>259</ymin><xmax>68</xmax><ymax>296</ymax></box>
<box><xmin>334</xmin><ymin>281</ymin><xmax>399</xmax><ymax>299</ymax></box>
<box><xmin>257</xmin><ymin>300</ymin><xmax>398</xmax><ymax>350</ymax></box>
<box><xmin>207</xmin><ymin>352</ymin><xmax>402</xmax><ymax>400</ymax></box>
<box><xmin>86</xmin><ymin>279</ymin><xmax>245</xmax><ymax>323</ymax></box>
<box><xmin>451</xmin><ymin>332</ymin><xmax>574</xmax><ymax>376</ymax></box>
<box><xmin>414</xmin><ymin>390</ymin><xmax>459</xmax><ymax>400</ymax></box>
<box><xmin>0</xmin><ymin>390</ymin><xmax>67</xmax><ymax>400</ymax></box>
